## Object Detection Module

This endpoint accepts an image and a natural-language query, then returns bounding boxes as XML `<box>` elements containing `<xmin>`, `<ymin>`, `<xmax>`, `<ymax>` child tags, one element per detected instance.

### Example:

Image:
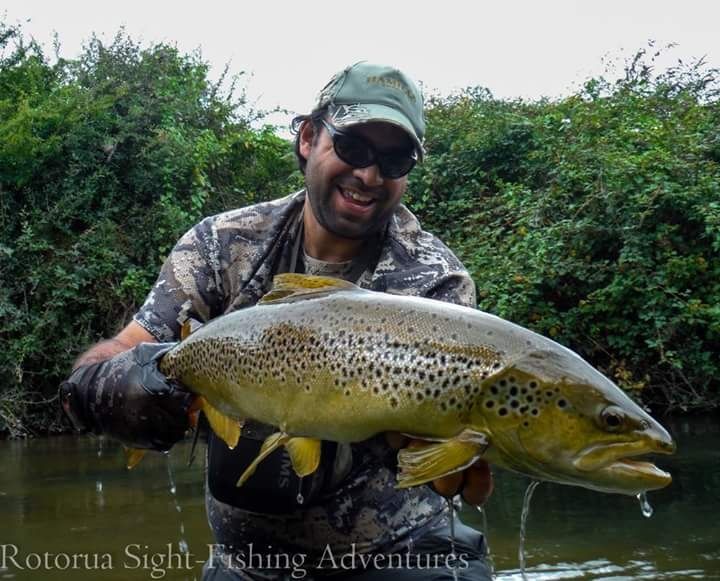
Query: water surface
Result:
<box><xmin>1</xmin><ymin>415</ymin><xmax>717</xmax><ymax>579</ymax></box>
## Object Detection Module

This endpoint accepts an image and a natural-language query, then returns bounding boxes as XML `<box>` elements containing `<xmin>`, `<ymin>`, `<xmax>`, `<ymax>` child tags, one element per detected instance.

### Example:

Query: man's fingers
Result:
<box><xmin>432</xmin><ymin>471</ymin><xmax>464</xmax><ymax>497</ymax></box>
<box><xmin>461</xmin><ymin>461</ymin><xmax>494</xmax><ymax>506</ymax></box>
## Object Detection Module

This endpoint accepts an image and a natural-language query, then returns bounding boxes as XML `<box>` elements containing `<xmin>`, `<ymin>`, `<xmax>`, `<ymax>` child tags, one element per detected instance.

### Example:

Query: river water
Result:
<box><xmin>0</xmin><ymin>415</ymin><xmax>717</xmax><ymax>580</ymax></box>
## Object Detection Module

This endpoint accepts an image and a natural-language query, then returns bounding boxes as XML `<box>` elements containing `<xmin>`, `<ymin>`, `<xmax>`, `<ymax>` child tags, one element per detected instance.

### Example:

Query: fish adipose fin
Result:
<box><xmin>396</xmin><ymin>429</ymin><xmax>489</xmax><ymax>488</ymax></box>
<box><xmin>260</xmin><ymin>273</ymin><xmax>359</xmax><ymax>304</ymax></box>
<box><xmin>200</xmin><ymin>396</ymin><xmax>243</xmax><ymax>450</ymax></box>
<box><xmin>236</xmin><ymin>433</ymin><xmax>322</xmax><ymax>487</ymax></box>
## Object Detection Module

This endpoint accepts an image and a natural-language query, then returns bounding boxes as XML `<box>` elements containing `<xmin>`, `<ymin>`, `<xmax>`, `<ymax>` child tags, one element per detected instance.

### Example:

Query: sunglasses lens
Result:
<box><xmin>378</xmin><ymin>154</ymin><xmax>416</xmax><ymax>179</ymax></box>
<box><xmin>324</xmin><ymin>120</ymin><xmax>417</xmax><ymax>178</ymax></box>
<box><xmin>333</xmin><ymin>134</ymin><xmax>374</xmax><ymax>168</ymax></box>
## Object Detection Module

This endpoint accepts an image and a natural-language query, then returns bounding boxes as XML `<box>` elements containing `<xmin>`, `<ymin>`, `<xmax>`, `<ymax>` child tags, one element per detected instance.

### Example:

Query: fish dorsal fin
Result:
<box><xmin>260</xmin><ymin>273</ymin><xmax>360</xmax><ymax>304</ymax></box>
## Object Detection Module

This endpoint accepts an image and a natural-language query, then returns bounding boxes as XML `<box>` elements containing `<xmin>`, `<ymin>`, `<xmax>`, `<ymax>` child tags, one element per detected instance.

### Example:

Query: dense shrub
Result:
<box><xmin>1</xmin><ymin>24</ymin><xmax>717</xmax><ymax>437</ymax></box>
<box><xmin>407</xmin><ymin>51</ymin><xmax>720</xmax><ymax>411</ymax></box>
<box><xmin>0</xmin><ymin>24</ymin><xmax>301</xmax><ymax>436</ymax></box>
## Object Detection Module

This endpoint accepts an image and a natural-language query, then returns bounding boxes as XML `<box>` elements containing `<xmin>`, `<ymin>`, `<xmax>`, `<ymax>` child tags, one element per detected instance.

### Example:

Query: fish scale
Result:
<box><xmin>156</xmin><ymin>273</ymin><xmax>675</xmax><ymax>496</ymax></box>
<box><xmin>162</xmin><ymin>292</ymin><xmax>504</xmax><ymax>441</ymax></box>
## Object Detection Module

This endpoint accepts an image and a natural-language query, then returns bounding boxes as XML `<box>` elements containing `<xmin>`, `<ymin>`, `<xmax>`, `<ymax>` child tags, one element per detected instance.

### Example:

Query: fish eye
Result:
<box><xmin>601</xmin><ymin>406</ymin><xmax>626</xmax><ymax>432</ymax></box>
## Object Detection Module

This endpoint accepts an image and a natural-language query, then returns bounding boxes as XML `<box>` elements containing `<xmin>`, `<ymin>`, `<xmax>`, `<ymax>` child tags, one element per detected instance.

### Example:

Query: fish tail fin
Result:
<box><xmin>236</xmin><ymin>433</ymin><xmax>322</xmax><ymax>487</ymax></box>
<box><xmin>124</xmin><ymin>447</ymin><xmax>147</xmax><ymax>470</ymax></box>
<box><xmin>199</xmin><ymin>396</ymin><xmax>243</xmax><ymax>450</ymax></box>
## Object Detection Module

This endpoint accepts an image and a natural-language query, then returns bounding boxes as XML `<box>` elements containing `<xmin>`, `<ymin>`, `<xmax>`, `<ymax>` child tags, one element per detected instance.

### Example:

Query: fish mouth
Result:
<box><xmin>573</xmin><ymin>440</ymin><xmax>675</xmax><ymax>494</ymax></box>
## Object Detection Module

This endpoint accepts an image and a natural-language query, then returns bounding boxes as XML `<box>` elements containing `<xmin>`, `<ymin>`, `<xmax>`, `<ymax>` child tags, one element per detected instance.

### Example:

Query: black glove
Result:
<box><xmin>59</xmin><ymin>342</ymin><xmax>194</xmax><ymax>451</ymax></box>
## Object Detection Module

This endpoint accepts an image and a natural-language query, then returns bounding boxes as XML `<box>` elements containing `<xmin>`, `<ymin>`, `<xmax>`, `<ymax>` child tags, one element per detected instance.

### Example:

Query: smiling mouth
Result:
<box><xmin>338</xmin><ymin>186</ymin><xmax>376</xmax><ymax>207</ymax></box>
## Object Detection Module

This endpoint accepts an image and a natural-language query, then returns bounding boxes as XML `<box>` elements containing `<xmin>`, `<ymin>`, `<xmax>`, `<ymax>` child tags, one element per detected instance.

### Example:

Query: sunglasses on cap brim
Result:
<box><xmin>320</xmin><ymin>119</ymin><xmax>417</xmax><ymax>179</ymax></box>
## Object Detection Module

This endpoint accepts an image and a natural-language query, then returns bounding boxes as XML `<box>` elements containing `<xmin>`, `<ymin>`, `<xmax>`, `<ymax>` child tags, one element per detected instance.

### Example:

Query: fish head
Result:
<box><xmin>472</xmin><ymin>346</ymin><xmax>676</xmax><ymax>495</ymax></box>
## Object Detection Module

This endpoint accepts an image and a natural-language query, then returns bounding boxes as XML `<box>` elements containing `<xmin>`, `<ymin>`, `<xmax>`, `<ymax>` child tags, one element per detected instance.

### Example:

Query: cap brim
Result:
<box><xmin>330</xmin><ymin>103</ymin><xmax>425</xmax><ymax>161</ymax></box>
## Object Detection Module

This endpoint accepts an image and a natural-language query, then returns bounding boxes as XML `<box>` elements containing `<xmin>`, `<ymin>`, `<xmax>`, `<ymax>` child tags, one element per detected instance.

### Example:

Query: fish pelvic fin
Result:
<box><xmin>124</xmin><ymin>447</ymin><xmax>147</xmax><ymax>470</ymax></box>
<box><xmin>260</xmin><ymin>274</ymin><xmax>359</xmax><ymax>304</ymax></box>
<box><xmin>235</xmin><ymin>433</ymin><xmax>323</xmax><ymax>487</ymax></box>
<box><xmin>396</xmin><ymin>429</ymin><xmax>489</xmax><ymax>488</ymax></box>
<box><xmin>200</xmin><ymin>396</ymin><xmax>242</xmax><ymax>450</ymax></box>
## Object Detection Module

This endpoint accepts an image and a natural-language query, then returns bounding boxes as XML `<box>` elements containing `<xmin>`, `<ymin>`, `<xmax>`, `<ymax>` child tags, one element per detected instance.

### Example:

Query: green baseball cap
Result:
<box><xmin>315</xmin><ymin>62</ymin><xmax>426</xmax><ymax>160</ymax></box>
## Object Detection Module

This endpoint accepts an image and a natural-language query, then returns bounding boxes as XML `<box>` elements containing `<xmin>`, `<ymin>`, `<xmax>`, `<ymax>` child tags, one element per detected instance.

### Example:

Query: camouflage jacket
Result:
<box><xmin>134</xmin><ymin>190</ymin><xmax>476</xmax><ymax>562</ymax></box>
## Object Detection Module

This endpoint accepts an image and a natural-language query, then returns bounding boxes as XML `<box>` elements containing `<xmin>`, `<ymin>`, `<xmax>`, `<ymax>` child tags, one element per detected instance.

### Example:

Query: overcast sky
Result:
<box><xmin>3</xmin><ymin>1</ymin><xmax>719</xmax><ymax>130</ymax></box>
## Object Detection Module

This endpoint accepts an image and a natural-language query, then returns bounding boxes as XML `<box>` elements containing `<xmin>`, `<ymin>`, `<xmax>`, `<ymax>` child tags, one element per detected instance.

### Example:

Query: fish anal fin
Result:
<box><xmin>236</xmin><ymin>432</ymin><xmax>290</xmax><ymax>487</ymax></box>
<box><xmin>260</xmin><ymin>274</ymin><xmax>360</xmax><ymax>304</ymax></box>
<box><xmin>396</xmin><ymin>429</ymin><xmax>489</xmax><ymax>488</ymax></box>
<box><xmin>285</xmin><ymin>437</ymin><xmax>322</xmax><ymax>478</ymax></box>
<box><xmin>200</xmin><ymin>396</ymin><xmax>243</xmax><ymax>450</ymax></box>
<box><xmin>124</xmin><ymin>447</ymin><xmax>147</xmax><ymax>470</ymax></box>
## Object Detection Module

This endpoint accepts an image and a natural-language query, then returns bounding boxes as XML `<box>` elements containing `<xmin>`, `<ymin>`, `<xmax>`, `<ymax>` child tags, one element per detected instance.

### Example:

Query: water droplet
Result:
<box><xmin>518</xmin><ymin>480</ymin><xmax>540</xmax><ymax>580</ymax></box>
<box><xmin>166</xmin><ymin>455</ymin><xmax>190</xmax><ymax>554</ymax></box>
<box><xmin>475</xmin><ymin>505</ymin><xmax>495</xmax><ymax>576</ymax></box>
<box><xmin>446</xmin><ymin>496</ymin><xmax>459</xmax><ymax>581</ymax></box>
<box><xmin>296</xmin><ymin>477</ymin><xmax>304</xmax><ymax>505</ymax></box>
<box><xmin>95</xmin><ymin>481</ymin><xmax>103</xmax><ymax>493</ymax></box>
<box><xmin>637</xmin><ymin>492</ymin><xmax>654</xmax><ymax>518</ymax></box>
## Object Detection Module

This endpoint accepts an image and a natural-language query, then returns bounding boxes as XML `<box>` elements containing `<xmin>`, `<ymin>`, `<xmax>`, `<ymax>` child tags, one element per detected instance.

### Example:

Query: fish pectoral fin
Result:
<box><xmin>396</xmin><ymin>429</ymin><xmax>489</xmax><ymax>488</ymax></box>
<box><xmin>236</xmin><ymin>432</ymin><xmax>291</xmax><ymax>487</ymax></box>
<box><xmin>285</xmin><ymin>437</ymin><xmax>322</xmax><ymax>478</ymax></box>
<box><xmin>200</xmin><ymin>396</ymin><xmax>243</xmax><ymax>450</ymax></box>
<box><xmin>124</xmin><ymin>447</ymin><xmax>147</xmax><ymax>470</ymax></box>
<box><xmin>260</xmin><ymin>274</ymin><xmax>361</xmax><ymax>304</ymax></box>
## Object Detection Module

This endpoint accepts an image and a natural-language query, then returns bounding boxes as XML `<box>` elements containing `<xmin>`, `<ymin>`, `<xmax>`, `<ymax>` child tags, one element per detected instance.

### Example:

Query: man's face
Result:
<box><xmin>301</xmin><ymin>120</ymin><xmax>413</xmax><ymax>240</ymax></box>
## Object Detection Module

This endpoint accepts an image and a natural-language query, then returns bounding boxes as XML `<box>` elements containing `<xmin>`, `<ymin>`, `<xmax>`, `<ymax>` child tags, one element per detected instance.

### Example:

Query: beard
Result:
<box><xmin>304</xmin><ymin>176</ymin><xmax>401</xmax><ymax>241</ymax></box>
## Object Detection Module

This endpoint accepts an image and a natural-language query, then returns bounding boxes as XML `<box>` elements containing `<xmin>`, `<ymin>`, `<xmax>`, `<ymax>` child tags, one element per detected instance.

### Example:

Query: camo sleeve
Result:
<box><xmin>368</xmin><ymin>204</ymin><xmax>478</xmax><ymax>310</ymax></box>
<box><xmin>134</xmin><ymin>217</ymin><xmax>223</xmax><ymax>342</ymax></box>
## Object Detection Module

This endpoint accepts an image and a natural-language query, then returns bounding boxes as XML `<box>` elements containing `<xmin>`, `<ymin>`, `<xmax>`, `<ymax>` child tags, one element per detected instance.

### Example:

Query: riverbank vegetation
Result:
<box><xmin>1</xmin><ymin>23</ymin><xmax>717</xmax><ymax>436</ymax></box>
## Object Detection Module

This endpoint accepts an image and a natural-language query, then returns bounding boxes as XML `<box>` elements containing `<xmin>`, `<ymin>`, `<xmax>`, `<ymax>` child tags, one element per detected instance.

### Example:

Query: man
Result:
<box><xmin>60</xmin><ymin>62</ymin><xmax>493</xmax><ymax>580</ymax></box>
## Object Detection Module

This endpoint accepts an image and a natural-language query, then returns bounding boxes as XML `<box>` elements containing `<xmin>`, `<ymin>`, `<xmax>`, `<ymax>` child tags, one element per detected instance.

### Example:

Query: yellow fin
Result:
<box><xmin>200</xmin><ymin>396</ymin><xmax>242</xmax><ymax>450</ymax></box>
<box><xmin>237</xmin><ymin>432</ymin><xmax>290</xmax><ymax>486</ymax></box>
<box><xmin>260</xmin><ymin>274</ymin><xmax>359</xmax><ymax>304</ymax></box>
<box><xmin>124</xmin><ymin>447</ymin><xmax>147</xmax><ymax>470</ymax></box>
<box><xmin>396</xmin><ymin>429</ymin><xmax>489</xmax><ymax>488</ymax></box>
<box><xmin>180</xmin><ymin>318</ymin><xmax>203</xmax><ymax>340</ymax></box>
<box><xmin>285</xmin><ymin>437</ymin><xmax>322</xmax><ymax>478</ymax></box>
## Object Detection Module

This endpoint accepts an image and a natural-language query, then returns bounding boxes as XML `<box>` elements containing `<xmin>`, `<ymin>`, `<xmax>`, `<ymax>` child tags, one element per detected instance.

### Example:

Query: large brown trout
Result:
<box><xmin>156</xmin><ymin>274</ymin><xmax>675</xmax><ymax>496</ymax></box>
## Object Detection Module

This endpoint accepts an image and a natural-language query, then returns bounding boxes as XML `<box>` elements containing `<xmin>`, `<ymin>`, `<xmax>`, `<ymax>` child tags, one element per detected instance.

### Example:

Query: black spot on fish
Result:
<box><xmin>510</xmin><ymin>386</ymin><xmax>518</xmax><ymax>396</ymax></box>
<box><xmin>498</xmin><ymin>407</ymin><xmax>508</xmax><ymax>416</ymax></box>
<box><xmin>390</xmin><ymin>397</ymin><xmax>399</xmax><ymax>408</ymax></box>
<box><xmin>558</xmin><ymin>399</ymin><xmax>567</xmax><ymax>408</ymax></box>
<box><xmin>499</xmin><ymin>379</ymin><xmax>507</xmax><ymax>387</ymax></box>
<box><xmin>485</xmin><ymin>401</ymin><xmax>495</xmax><ymax>409</ymax></box>
<box><xmin>490</xmin><ymin>385</ymin><xmax>499</xmax><ymax>395</ymax></box>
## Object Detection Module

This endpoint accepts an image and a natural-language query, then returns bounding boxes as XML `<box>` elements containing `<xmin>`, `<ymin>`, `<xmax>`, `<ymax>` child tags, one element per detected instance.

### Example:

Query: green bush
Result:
<box><xmin>0</xmin><ymin>24</ymin><xmax>301</xmax><ymax>436</ymax></box>
<box><xmin>408</xmin><ymin>51</ymin><xmax>720</xmax><ymax>411</ymax></box>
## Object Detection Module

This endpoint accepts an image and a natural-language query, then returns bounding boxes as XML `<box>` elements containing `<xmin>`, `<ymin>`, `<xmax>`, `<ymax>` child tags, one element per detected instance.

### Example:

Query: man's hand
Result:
<box><xmin>60</xmin><ymin>343</ymin><xmax>194</xmax><ymax>451</ymax></box>
<box><xmin>386</xmin><ymin>433</ymin><xmax>493</xmax><ymax>505</ymax></box>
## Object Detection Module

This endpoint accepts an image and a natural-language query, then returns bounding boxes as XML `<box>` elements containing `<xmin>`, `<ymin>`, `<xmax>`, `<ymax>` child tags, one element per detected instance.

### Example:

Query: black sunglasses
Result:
<box><xmin>320</xmin><ymin>119</ymin><xmax>417</xmax><ymax>179</ymax></box>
